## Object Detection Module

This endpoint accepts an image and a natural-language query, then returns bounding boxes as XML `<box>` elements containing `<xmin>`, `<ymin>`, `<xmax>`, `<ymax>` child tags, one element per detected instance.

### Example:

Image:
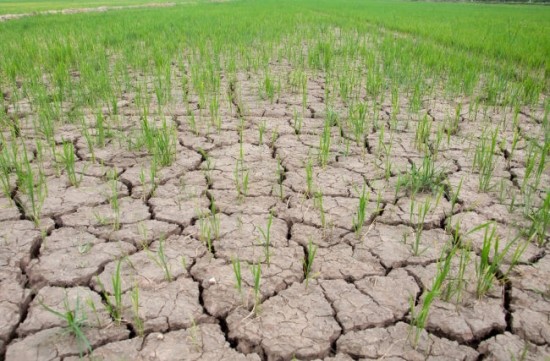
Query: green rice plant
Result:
<box><xmin>276</xmin><ymin>155</ymin><xmax>284</xmax><ymax>200</ymax></box>
<box><xmin>154</xmin><ymin>118</ymin><xmax>177</xmax><ymax>167</ymax></box>
<box><xmin>472</xmin><ymin>127</ymin><xmax>499</xmax><ymax>192</ymax></box>
<box><xmin>85</xmin><ymin>297</ymin><xmax>103</xmax><ymax>329</ymax></box>
<box><xmin>250</xmin><ymin>262</ymin><xmax>262</xmax><ymax>314</ymax></box>
<box><xmin>108</xmin><ymin>171</ymin><xmax>121</xmax><ymax>230</ymax></box>
<box><xmin>353</xmin><ymin>184</ymin><xmax>370</xmax><ymax>236</ymax></box>
<box><xmin>449</xmin><ymin>178</ymin><xmax>463</xmax><ymax>215</ymax></box>
<box><xmin>232</xmin><ymin>257</ymin><xmax>243</xmax><ymax>297</ymax></box>
<box><xmin>410</xmin><ymin>196</ymin><xmax>433</xmax><ymax>256</ymax></box>
<box><xmin>258</xmin><ymin>120</ymin><xmax>267</xmax><ymax>145</ymax></box>
<box><xmin>39</xmin><ymin>296</ymin><xmax>91</xmax><ymax>357</ymax></box>
<box><xmin>397</xmin><ymin>155</ymin><xmax>445</xmax><ymax>196</ymax></box>
<box><xmin>409</xmin><ymin>245</ymin><xmax>454</xmax><ymax>347</ymax></box>
<box><xmin>525</xmin><ymin>190</ymin><xmax>549</xmax><ymax>246</ymax></box>
<box><xmin>261</xmin><ymin>70</ymin><xmax>276</xmax><ymax>103</ymax></box>
<box><xmin>313</xmin><ymin>190</ymin><xmax>326</xmax><ymax>229</ymax></box>
<box><xmin>130</xmin><ymin>283</ymin><xmax>144</xmax><ymax>337</ymax></box>
<box><xmin>293</xmin><ymin>108</ymin><xmax>303</xmax><ymax>136</ymax></box>
<box><xmin>474</xmin><ymin>222</ymin><xmax>526</xmax><ymax>298</ymax></box>
<box><xmin>198</xmin><ymin>211</ymin><xmax>214</xmax><ymax>254</ymax></box>
<box><xmin>303</xmin><ymin>238</ymin><xmax>318</xmax><ymax>289</ymax></box>
<box><xmin>15</xmin><ymin>146</ymin><xmax>47</xmax><ymax>226</ymax></box>
<box><xmin>60</xmin><ymin>141</ymin><xmax>82</xmax><ymax>187</ymax></box>
<box><xmin>349</xmin><ymin>102</ymin><xmax>367</xmax><ymax>145</ymax></box>
<box><xmin>234</xmin><ymin>160</ymin><xmax>249</xmax><ymax>198</ymax></box>
<box><xmin>96</xmin><ymin>259</ymin><xmax>124</xmax><ymax>324</ymax></box>
<box><xmin>305</xmin><ymin>157</ymin><xmax>314</xmax><ymax>197</ymax></box>
<box><xmin>415</xmin><ymin>113</ymin><xmax>432</xmax><ymax>152</ymax></box>
<box><xmin>79</xmin><ymin>117</ymin><xmax>96</xmax><ymax>162</ymax></box>
<box><xmin>153</xmin><ymin>238</ymin><xmax>172</xmax><ymax>282</ymax></box>
<box><xmin>95</xmin><ymin>111</ymin><xmax>107</xmax><ymax>148</ymax></box>
<box><xmin>257</xmin><ymin>212</ymin><xmax>273</xmax><ymax>266</ymax></box>
<box><xmin>442</xmin><ymin>245</ymin><xmax>471</xmax><ymax>304</ymax></box>
<box><xmin>318</xmin><ymin>116</ymin><xmax>332</xmax><ymax>168</ymax></box>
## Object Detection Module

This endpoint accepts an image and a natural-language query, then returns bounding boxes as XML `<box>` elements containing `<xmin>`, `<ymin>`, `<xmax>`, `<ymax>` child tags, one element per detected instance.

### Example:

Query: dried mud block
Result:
<box><xmin>283</xmin><ymin>166</ymin><xmax>366</xmax><ymax>197</ymax></box>
<box><xmin>0</xmin><ymin>273</ymin><xmax>31</xmax><ymax>342</ymax></box>
<box><xmin>227</xmin><ymin>282</ymin><xmax>341</xmax><ymax>360</ymax></box>
<box><xmin>121</xmin><ymin>151</ymin><xmax>202</xmax><ymax>199</ymax></box>
<box><xmin>78</xmin><ymin>139</ymin><xmax>148</xmax><ymax>168</ymax></box>
<box><xmin>312</xmin><ymin>243</ymin><xmax>384</xmax><ymax>281</ymax></box>
<box><xmin>18</xmin><ymin>286</ymin><xmax>110</xmax><ymax>337</ymax></box>
<box><xmin>33</xmin><ymin>176</ymin><xmax>127</xmax><ymax>218</ymax></box>
<box><xmin>478</xmin><ymin>332</ymin><xmax>550</xmax><ymax>361</ymax></box>
<box><xmin>59</xmin><ymin>198</ymin><xmax>150</xmax><ymax>228</ymax></box>
<box><xmin>208</xmin><ymin>190</ymin><xmax>280</xmax><ymax>215</ymax></box>
<box><xmin>358</xmin><ymin>223</ymin><xmax>448</xmax><ymax>268</ymax></box>
<box><xmin>68</xmin><ymin>323</ymin><xmax>260</xmax><ymax>361</ymax></box>
<box><xmin>5</xmin><ymin>326</ymin><xmax>129</xmax><ymax>361</ymax></box>
<box><xmin>509</xmin><ymin>256</ymin><xmax>550</xmax><ymax>345</ymax></box>
<box><xmin>0</xmin><ymin>219</ymin><xmax>45</xmax><ymax>268</ymax></box>
<box><xmin>93</xmin><ymin>235</ymin><xmax>206</xmax><ymax>294</ymax></box>
<box><xmin>191</xmin><ymin>249</ymin><xmax>303</xmax><ymax>318</ymax></box>
<box><xmin>379</xmin><ymin>194</ymin><xmax>451</xmax><ymax>228</ymax></box>
<box><xmin>121</xmin><ymin>276</ymin><xmax>208</xmax><ymax>333</ymax></box>
<box><xmin>0</xmin><ymin>196</ymin><xmax>20</xmax><ymax>222</ymax></box>
<box><xmin>93</xmin><ymin>219</ymin><xmax>180</xmax><ymax>248</ymax></box>
<box><xmin>148</xmin><ymin>171</ymin><xmax>209</xmax><ymax>227</ymax></box>
<box><xmin>290</xmin><ymin>223</ymin><xmax>350</xmax><ymax>248</ymax></box>
<box><xmin>320</xmin><ymin>270</ymin><xmax>418</xmax><ymax>331</ymax></box>
<box><xmin>27</xmin><ymin>228</ymin><xmax>135</xmax><ymax>287</ymax></box>
<box><xmin>337</xmin><ymin>322</ymin><xmax>478</xmax><ymax>360</ymax></box>
<box><xmin>285</xmin><ymin>196</ymin><xmax>379</xmax><ymax>231</ymax></box>
<box><xmin>202</xmin><ymin>213</ymin><xmax>290</xmax><ymax>261</ymax></box>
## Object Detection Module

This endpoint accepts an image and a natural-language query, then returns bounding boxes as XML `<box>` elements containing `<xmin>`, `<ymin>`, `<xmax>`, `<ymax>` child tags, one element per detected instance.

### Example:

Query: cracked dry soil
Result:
<box><xmin>0</xmin><ymin>66</ymin><xmax>549</xmax><ymax>361</ymax></box>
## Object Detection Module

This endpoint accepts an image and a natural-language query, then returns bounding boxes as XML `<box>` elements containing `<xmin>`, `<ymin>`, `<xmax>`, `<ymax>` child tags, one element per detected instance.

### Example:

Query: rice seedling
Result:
<box><xmin>151</xmin><ymin>238</ymin><xmax>172</xmax><ymax>282</ymax></box>
<box><xmin>276</xmin><ymin>155</ymin><xmax>284</xmax><ymax>200</ymax></box>
<box><xmin>305</xmin><ymin>157</ymin><xmax>314</xmax><ymax>197</ymax></box>
<box><xmin>313</xmin><ymin>190</ymin><xmax>327</xmax><ymax>229</ymax></box>
<box><xmin>474</xmin><ymin>222</ymin><xmax>526</xmax><ymax>298</ymax></box>
<box><xmin>108</xmin><ymin>171</ymin><xmax>121</xmax><ymax>230</ymax></box>
<box><xmin>257</xmin><ymin>212</ymin><xmax>273</xmax><ymax>266</ymax></box>
<box><xmin>303</xmin><ymin>238</ymin><xmax>318</xmax><ymax>289</ymax></box>
<box><xmin>353</xmin><ymin>184</ymin><xmax>370</xmax><ymax>236</ymax></box>
<box><xmin>60</xmin><ymin>141</ymin><xmax>81</xmax><ymax>187</ymax></box>
<box><xmin>318</xmin><ymin>117</ymin><xmax>332</xmax><ymax>168</ymax></box>
<box><xmin>131</xmin><ymin>283</ymin><xmax>144</xmax><ymax>337</ymax></box>
<box><xmin>409</xmin><ymin>245</ymin><xmax>454</xmax><ymax>347</ymax></box>
<box><xmin>39</xmin><ymin>296</ymin><xmax>92</xmax><ymax>357</ymax></box>
<box><xmin>472</xmin><ymin>127</ymin><xmax>499</xmax><ymax>192</ymax></box>
<box><xmin>250</xmin><ymin>262</ymin><xmax>262</xmax><ymax>315</ymax></box>
<box><xmin>409</xmin><ymin>196</ymin><xmax>434</xmax><ymax>256</ymax></box>
<box><xmin>232</xmin><ymin>256</ymin><xmax>243</xmax><ymax>297</ymax></box>
<box><xmin>415</xmin><ymin>113</ymin><xmax>432</xmax><ymax>152</ymax></box>
<box><xmin>293</xmin><ymin>108</ymin><xmax>303</xmax><ymax>136</ymax></box>
<box><xmin>397</xmin><ymin>155</ymin><xmax>446</xmax><ymax>196</ymax></box>
<box><xmin>234</xmin><ymin>159</ymin><xmax>249</xmax><ymax>198</ymax></box>
<box><xmin>525</xmin><ymin>191</ymin><xmax>549</xmax><ymax>246</ymax></box>
<box><xmin>258</xmin><ymin>120</ymin><xmax>267</xmax><ymax>145</ymax></box>
<box><xmin>96</xmin><ymin>259</ymin><xmax>124</xmax><ymax>324</ymax></box>
<box><xmin>15</xmin><ymin>145</ymin><xmax>47</xmax><ymax>225</ymax></box>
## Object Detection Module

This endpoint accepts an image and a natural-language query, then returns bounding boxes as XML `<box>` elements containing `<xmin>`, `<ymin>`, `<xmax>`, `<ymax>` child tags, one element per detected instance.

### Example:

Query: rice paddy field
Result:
<box><xmin>0</xmin><ymin>0</ymin><xmax>549</xmax><ymax>360</ymax></box>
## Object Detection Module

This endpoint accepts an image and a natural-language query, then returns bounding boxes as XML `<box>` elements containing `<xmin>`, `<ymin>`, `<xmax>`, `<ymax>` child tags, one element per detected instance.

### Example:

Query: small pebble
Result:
<box><xmin>208</xmin><ymin>277</ymin><xmax>217</xmax><ymax>285</ymax></box>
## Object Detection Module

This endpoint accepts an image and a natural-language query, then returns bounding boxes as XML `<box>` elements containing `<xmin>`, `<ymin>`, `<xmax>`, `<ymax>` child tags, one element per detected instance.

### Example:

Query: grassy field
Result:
<box><xmin>0</xmin><ymin>1</ymin><xmax>549</xmax><ymax>360</ymax></box>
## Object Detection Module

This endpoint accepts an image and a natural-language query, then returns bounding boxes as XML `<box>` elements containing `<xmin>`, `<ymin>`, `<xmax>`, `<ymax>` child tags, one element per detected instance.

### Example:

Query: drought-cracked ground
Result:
<box><xmin>0</xmin><ymin>65</ymin><xmax>549</xmax><ymax>361</ymax></box>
